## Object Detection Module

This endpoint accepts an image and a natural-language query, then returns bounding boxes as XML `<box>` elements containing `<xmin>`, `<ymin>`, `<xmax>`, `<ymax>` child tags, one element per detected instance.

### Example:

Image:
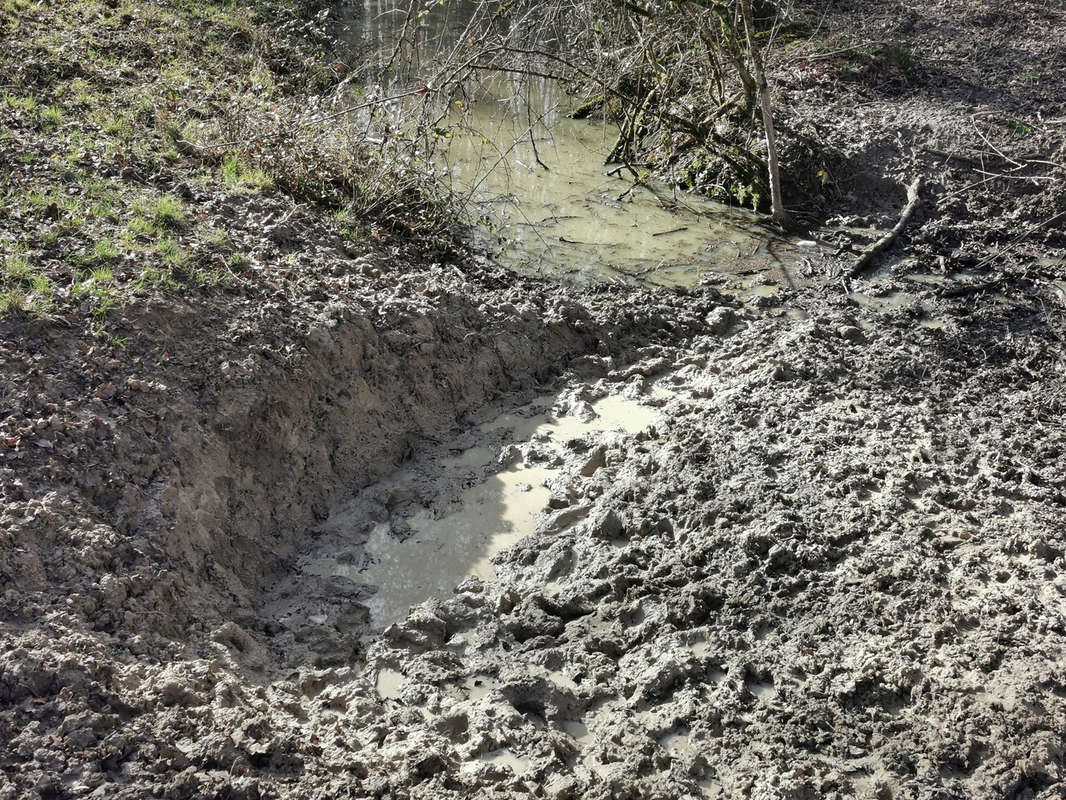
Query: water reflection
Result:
<box><xmin>360</xmin><ymin>465</ymin><xmax>554</xmax><ymax>625</ymax></box>
<box><xmin>340</xmin><ymin>391</ymin><xmax>665</xmax><ymax>628</ymax></box>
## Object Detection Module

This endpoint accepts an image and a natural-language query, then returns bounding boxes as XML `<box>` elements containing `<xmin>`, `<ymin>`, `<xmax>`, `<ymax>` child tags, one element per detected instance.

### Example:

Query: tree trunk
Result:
<box><xmin>738</xmin><ymin>0</ymin><xmax>793</xmax><ymax>230</ymax></box>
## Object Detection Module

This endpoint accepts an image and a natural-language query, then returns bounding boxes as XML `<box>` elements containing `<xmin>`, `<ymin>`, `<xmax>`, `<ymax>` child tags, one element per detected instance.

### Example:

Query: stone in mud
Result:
<box><xmin>504</xmin><ymin>603</ymin><xmax>565</xmax><ymax>642</ymax></box>
<box><xmin>544</xmin><ymin>774</ymin><xmax>580</xmax><ymax>800</ymax></box>
<box><xmin>547</xmin><ymin>490</ymin><xmax>571</xmax><ymax>510</ymax></box>
<box><xmin>542</xmin><ymin>504</ymin><xmax>592</xmax><ymax>536</ymax></box>
<box><xmin>156</xmin><ymin>680</ymin><xmax>206</xmax><ymax>708</ymax></box>
<box><xmin>496</xmin><ymin>588</ymin><xmax>521</xmax><ymax>615</ymax></box>
<box><xmin>65</xmin><ymin>727</ymin><xmax>97</xmax><ymax>749</ymax></box>
<box><xmin>385</xmin><ymin>609</ymin><xmax>449</xmax><ymax>651</ymax></box>
<box><xmin>579</xmin><ymin>446</ymin><xmax>606</xmax><ymax>476</ymax></box>
<box><xmin>704</xmin><ymin>307</ymin><xmax>737</xmax><ymax>336</ymax></box>
<box><xmin>588</xmin><ymin>508</ymin><xmax>624</xmax><ymax>540</ymax></box>
<box><xmin>837</xmin><ymin>324</ymin><xmax>866</xmax><ymax>343</ymax></box>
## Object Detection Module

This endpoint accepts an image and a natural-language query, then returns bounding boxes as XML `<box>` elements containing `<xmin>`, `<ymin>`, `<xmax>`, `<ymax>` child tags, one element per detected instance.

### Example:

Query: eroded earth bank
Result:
<box><xmin>2</xmin><ymin>0</ymin><xmax>1066</xmax><ymax>798</ymax></box>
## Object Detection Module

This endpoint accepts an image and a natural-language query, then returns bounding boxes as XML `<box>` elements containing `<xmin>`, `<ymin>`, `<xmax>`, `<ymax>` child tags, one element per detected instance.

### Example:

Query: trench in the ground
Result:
<box><xmin>250</xmin><ymin>0</ymin><xmax>1032</xmax><ymax>665</ymax></box>
<box><xmin>250</xmin><ymin>0</ymin><xmax>979</xmax><ymax>661</ymax></box>
<box><xmin>260</xmin><ymin>372</ymin><xmax>678</xmax><ymax>658</ymax></box>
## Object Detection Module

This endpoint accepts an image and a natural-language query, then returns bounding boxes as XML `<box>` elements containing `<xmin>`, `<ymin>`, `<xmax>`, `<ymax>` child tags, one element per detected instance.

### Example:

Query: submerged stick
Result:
<box><xmin>651</xmin><ymin>226</ymin><xmax>689</xmax><ymax>237</ymax></box>
<box><xmin>850</xmin><ymin>176</ymin><xmax>923</xmax><ymax>278</ymax></box>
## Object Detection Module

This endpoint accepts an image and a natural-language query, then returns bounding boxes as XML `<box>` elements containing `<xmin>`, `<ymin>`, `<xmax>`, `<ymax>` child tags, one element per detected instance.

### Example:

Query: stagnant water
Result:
<box><xmin>309</xmin><ymin>391</ymin><xmax>665</xmax><ymax>629</ymax></box>
<box><xmin>333</xmin><ymin>0</ymin><xmax>817</xmax><ymax>293</ymax></box>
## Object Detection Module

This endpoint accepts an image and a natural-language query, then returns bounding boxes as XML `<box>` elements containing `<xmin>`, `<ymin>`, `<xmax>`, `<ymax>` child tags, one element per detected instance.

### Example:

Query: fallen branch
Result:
<box><xmin>971</xmin><ymin>209</ymin><xmax>1066</xmax><ymax>271</ymax></box>
<box><xmin>606</xmin><ymin>163</ymin><xmax>649</xmax><ymax>177</ymax></box>
<box><xmin>850</xmin><ymin>176</ymin><xmax>923</xmax><ymax>278</ymax></box>
<box><xmin>922</xmin><ymin>146</ymin><xmax>1064</xmax><ymax>171</ymax></box>
<box><xmin>652</xmin><ymin>226</ymin><xmax>689</xmax><ymax>237</ymax></box>
<box><xmin>569</xmin><ymin>94</ymin><xmax>606</xmax><ymax>120</ymax></box>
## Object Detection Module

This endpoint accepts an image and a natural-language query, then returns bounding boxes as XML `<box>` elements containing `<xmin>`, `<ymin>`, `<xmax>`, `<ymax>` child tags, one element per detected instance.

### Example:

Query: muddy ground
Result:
<box><xmin>3</xmin><ymin>0</ymin><xmax>1066</xmax><ymax>798</ymax></box>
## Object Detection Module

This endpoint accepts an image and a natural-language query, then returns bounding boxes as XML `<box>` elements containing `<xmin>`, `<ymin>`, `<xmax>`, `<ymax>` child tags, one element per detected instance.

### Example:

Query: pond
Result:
<box><xmin>333</xmin><ymin>0</ymin><xmax>813</xmax><ymax>294</ymax></box>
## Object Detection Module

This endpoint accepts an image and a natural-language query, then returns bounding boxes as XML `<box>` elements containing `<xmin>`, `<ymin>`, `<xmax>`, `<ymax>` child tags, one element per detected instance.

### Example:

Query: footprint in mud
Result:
<box><xmin>467</xmin><ymin>748</ymin><xmax>530</xmax><ymax>775</ymax></box>
<box><xmin>446</xmin><ymin>674</ymin><xmax>500</xmax><ymax>703</ymax></box>
<box><xmin>744</xmin><ymin>670</ymin><xmax>776</xmax><ymax>700</ymax></box>
<box><xmin>560</xmin><ymin>718</ymin><xmax>592</xmax><ymax>745</ymax></box>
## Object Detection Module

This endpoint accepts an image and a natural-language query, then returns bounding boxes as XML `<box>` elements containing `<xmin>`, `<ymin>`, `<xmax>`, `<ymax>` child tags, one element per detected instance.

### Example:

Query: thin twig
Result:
<box><xmin>972</xmin><ymin>210</ymin><xmax>1066</xmax><ymax>271</ymax></box>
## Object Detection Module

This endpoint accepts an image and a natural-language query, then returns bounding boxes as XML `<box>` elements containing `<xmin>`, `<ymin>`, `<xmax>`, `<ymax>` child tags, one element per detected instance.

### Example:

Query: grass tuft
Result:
<box><xmin>152</xmin><ymin>196</ymin><xmax>186</xmax><ymax>230</ymax></box>
<box><xmin>221</xmin><ymin>154</ymin><xmax>272</xmax><ymax>193</ymax></box>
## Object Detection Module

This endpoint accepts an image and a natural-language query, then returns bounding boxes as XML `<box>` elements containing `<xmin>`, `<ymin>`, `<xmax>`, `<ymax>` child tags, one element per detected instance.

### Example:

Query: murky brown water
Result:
<box><xmin>309</xmin><ymin>390</ymin><xmax>665</xmax><ymax>628</ymax></box>
<box><xmin>334</xmin><ymin>0</ymin><xmax>809</xmax><ymax>290</ymax></box>
<box><xmin>438</xmin><ymin>89</ymin><xmax>794</xmax><ymax>285</ymax></box>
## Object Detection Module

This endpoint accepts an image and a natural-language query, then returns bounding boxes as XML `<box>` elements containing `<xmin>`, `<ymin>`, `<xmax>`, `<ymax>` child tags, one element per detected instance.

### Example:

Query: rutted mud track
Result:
<box><xmin>3</xmin><ymin>246</ymin><xmax>1065</xmax><ymax>797</ymax></box>
<box><xmin>4</xmin><ymin>0</ymin><xmax>1066</xmax><ymax>796</ymax></box>
<box><xmin>310</xmin><ymin>305</ymin><xmax>1066</xmax><ymax>800</ymax></box>
<box><xmin>0</xmin><ymin>248</ymin><xmax>726</xmax><ymax>798</ymax></box>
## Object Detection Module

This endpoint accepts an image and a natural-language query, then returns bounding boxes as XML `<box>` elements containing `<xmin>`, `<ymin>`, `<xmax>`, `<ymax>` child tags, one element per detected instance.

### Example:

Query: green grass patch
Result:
<box><xmin>334</xmin><ymin>207</ymin><xmax>362</xmax><ymax>241</ymax></box>
<box><xmin>152</xmin><ymin>195</ymin><xmax>186</xmax><ymax>229</ymax></box>
<box><xmin>221</xmin><ymin>154</ymin><xmax>272</xmax><ymax>192</ymax></box>
<box><xmin>76</xmin><ymin>238</ymin><xmax>120</xmax><ymax>267</ymax></box>
<box><xmin>1003</xmin><ymin>118</ymin><xmax>1034</xmax><ymax>136</ymax></box>
<box><xmin>2</xmin><ymin>253</ymin><xmax>55</xmax><ymax>315</ymax></box>
<box><xmin>0</xmin><ymin>290</ymin><xmax>28</xmax><ymax>313</ymax></box>
<box><xmin>73</xmin><ymin>265</ymin><xmax>119</xmax><ymax>318</ymax></box>
<box><xmin>39</xmin><ymin>106</ymin><xmax>64</xmax><ymax>130</ymax></box>
<box><xmin>2</xmin><ymin>93</ymin><xmax>38</xmax><ymax>114</ymax></box>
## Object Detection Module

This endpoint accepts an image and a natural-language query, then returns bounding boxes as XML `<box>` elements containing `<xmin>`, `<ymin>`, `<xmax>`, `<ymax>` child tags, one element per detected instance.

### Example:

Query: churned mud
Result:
<box><xmin>3</xmin><ymin>266</ymin><xmax>1065</xmax><ymax>798</ymax></box>
<box><xmin>275</xmin><ymin>297</ymin><xmax>1066</xmax><ymax>800</ymax></box>
<box><xmin>2</xmin><ymin>0</ymin><xmax>1066</xmax><ymax>798</ymax></box>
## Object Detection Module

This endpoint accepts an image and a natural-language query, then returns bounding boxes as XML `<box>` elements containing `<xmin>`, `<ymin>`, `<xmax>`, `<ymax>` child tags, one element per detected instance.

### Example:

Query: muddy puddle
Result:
<box><xmin>435</xmin><ymin>90</ymin><xmax>802</xmax><ymax>288</ymax></box>
<box><xmin>848</xmin><ymin>288</ymin><xmax>946</xmax><ymax>329</ymax></box>
<box><xmin>294</xmin><ymin>387</ymin><xmax>668</xmax><ymax>630</ymax></box>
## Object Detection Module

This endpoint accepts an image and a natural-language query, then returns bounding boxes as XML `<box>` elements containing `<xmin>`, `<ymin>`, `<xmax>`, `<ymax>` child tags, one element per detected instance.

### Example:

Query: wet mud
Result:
<box><xmin>3</xmin><ymin>265</ymin><xmax>1063</xmax><ymax>799</ymax></box>
<box><xmin>2</xmin><ymin>0</ymin><xmax>1066</xmax><ymax>797</ymax></box>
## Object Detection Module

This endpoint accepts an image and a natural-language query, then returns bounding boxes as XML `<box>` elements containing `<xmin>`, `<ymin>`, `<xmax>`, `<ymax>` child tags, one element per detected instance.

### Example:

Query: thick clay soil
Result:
<box><xmin>3</xmin><ymin>262</ymin><xmax>1065</xmax><ymax>799</ymax></box>
<box><xmin>2</xmin><ymin>1</ymin><xmax>1066</xmax><ymax>799</ymax></box>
